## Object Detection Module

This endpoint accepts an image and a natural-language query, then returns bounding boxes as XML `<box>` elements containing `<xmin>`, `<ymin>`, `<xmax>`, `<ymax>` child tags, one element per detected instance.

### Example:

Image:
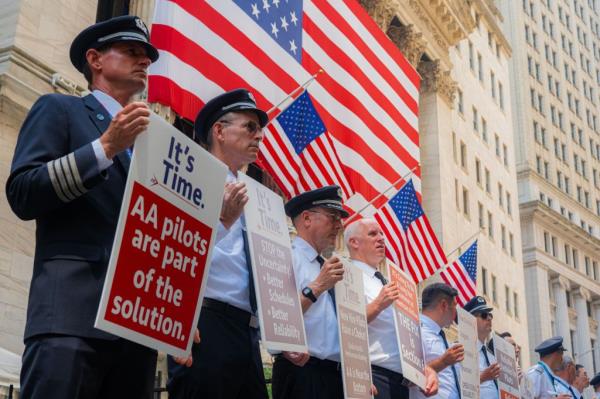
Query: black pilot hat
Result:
<box><xmin>194</xmin><ymin>88</ymin><xmax>269</xmax><ymax>144</ymax></box>
<box><xmin>590</xmin><ymin>372</ymin><xmax>600</xmax><ymax>388</ymax></box>
<box><xmin>463</xmin><ymin>295</ymin><xmax>493</xmax><ymax>315</ymax></box>
<box><xmin>284</xmin><ymin>186</ymin><xmax>349</xmax><ymax>219</ymax></box>
<box><xmin>70</xmin><ymin>15</ymin><xmax>159</xmax><ymax>72</ymax></box>
<box><xmin>534</xmin><ymin>336</ymin><xmax>567</xmax><ymax>357</ymax></box>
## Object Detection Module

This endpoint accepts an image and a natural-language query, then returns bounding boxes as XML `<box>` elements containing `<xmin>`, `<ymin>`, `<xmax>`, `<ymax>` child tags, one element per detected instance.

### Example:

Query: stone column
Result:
<box><xmin>594</xmin><ymin>301</ymin><xmax>600</xmax><ymax>373</ymax></box>
<box><xmin>524</xmin><ymin>264</ymin><xmax>553</xmax><ymax>364</ymax></box>
<box><xmin>386</xmin><ymin>23</ymin><xmax>426</xmax><ymax>68</ymax></box>
<box><xmin>552</xmin><ymin>277</ymin><xmax>572</xmax><ymax>352</ymax></box>
<box><xmin>573</xmin><ymin>287</ymin><xmax>594</xmax><ymax>373</ymax></box>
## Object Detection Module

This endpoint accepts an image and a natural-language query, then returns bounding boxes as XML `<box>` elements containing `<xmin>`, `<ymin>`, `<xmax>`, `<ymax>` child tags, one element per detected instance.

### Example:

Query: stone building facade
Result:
<box><xmin>0</xmin><ymin>0</ymin><xmax>535</xmax><ymax>395</ymax></box>
<box><xmin>500</xmin><ymin>0</ymin><xmax>600</xmax><ymax>377</ymax></box>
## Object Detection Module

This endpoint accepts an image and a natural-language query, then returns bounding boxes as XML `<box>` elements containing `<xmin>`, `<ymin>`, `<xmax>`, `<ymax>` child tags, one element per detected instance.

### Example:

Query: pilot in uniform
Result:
<box><xmin>526</xmin><ymin>336</ymin><xmax>569</xmax><ymax>399</ymax></box>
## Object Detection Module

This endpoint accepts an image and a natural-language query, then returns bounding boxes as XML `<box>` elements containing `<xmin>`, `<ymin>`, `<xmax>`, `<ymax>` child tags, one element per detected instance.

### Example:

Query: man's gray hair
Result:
<box><xmin>555</xmin><ymin>355</ymin><xmax>574</xmax><ymax>371</ymax></box>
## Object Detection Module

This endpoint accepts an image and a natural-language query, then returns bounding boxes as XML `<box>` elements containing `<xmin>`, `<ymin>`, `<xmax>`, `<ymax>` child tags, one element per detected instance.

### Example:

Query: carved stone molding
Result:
<box><xmin>417</xmin><ymin>59</ymin><xmax>456</xmax><ymax>106</ymax></box>
<box><xmin>386</xmin><ymin>24</ymin><xmax>426</xmax><ymax>68</ymax></box>
<box><xmin>574</xmin><ymin>286</ymin><xmax>592</xmax><ymax>302</ymax></box>
<box><xmin>359</xmin><ymin>0</ymin><xmax>397</xmax><ymax>31</ymax></box>
<box><xmin>552</xmin><ymin>276</ymin><xmax>571</xmax><ymax>291</ymax></box>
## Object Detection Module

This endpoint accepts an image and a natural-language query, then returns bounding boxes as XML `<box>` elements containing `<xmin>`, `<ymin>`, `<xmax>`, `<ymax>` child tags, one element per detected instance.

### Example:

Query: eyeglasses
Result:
<box><xmin>307</xmin><ymin>209</ymin><xmax>342</xmax><ymax>223</ymax></box>
<box><xmin>219</xmin><ymin>119</ymin><xmax>262</xmax><ymax>135</ymax></box>
<box><xmin>478</xmin><ymin>312</ymin><xmax>493</xmax><ymax>320</ymax></box>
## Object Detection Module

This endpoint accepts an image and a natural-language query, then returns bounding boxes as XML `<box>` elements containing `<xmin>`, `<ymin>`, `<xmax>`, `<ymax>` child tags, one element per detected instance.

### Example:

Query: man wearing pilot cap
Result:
<box><xmin>525</xmin><ymin>336</ymin><xmax>571</xmax><ymax>398</ymax></box>
<box><xmin>272</xmin><ymin>186</ymin><xmax>348</xmax><ymax>399</ymax></box>
<box><xmin>167</xmin><ymin>88</ymin><xmax>270</xmax><ymax>399</ymax></box>
<box><xmin>6</xmin><ymin>15</ymin><xmax>161</xmax><ymax>398</ymax></box>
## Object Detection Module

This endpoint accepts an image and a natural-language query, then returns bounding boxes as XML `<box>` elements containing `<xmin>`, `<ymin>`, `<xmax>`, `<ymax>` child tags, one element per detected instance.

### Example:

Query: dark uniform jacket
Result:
<box><xmin>6</xmin><ymin>93</ymin><xmax>130</xmax><ymax>340</ymax></box>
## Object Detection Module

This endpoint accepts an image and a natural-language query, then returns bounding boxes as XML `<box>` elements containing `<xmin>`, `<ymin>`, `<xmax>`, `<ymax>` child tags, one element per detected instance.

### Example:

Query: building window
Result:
<box><xmin>509</xmin><ymin>233</ymin><xmax>515</xmax><ymax>257</ymax></box>
<box><xmin>452</xmin><ymin>132</ymin><xmax>457</xmax><ymax>164</ymax></box>
<box><xmin>551</xmin><ymin>236</ymin><xmax>557</xmax><ymax>257</ymax></box>
<box><xmin>492</xmin><ymin>274</ymin><xmax>498</xmax><ymax>304</ymax></box>
<box><xmin>488</xmin><ymin>212</ymin><xmax>494</xmax><ymax>238</ymax></box>
<box><xmin>485</xmin><ymin>169</ymin><xmax>491</xmax><ymax>193</ymax></box>
<box><xmin>457</xmin><ymin>89</ymin><xmax>464</xmax><ymax>114</ymax></box>
<box><xmin>473</xmin><ymin>107</ymin><xmax>479</xmax><ymax>132</ymax></box>
<box><xmin>478</xmin><ymin>202</ymin><xmax>485</xmax><ymax>229</ymax></box>
<box><xmin>478</xmin><ymin>53</ymin><xmax>484</xmax><ymax>82</ymax></box>
<box><xmin>475</xmin><ymin>158</ymin><xmax>482</xmax><ymax>184</ymax></box>
<box><xmin>455</xmin><ymin>179</ymin><xmax>460</xmax><ymax>210</ymax></box>
<box><xmin>564</xmin><ymin>244</ymin><xmax>571</xmax><ymax>265</ymax></box>
<box><xmin>507</xmin><ymin>192</ymin><xmax>512</xmax><ymax>216</ymax></box>
<box><xmin>460</xmin><ymin>142</ymin><xmax>467</xmax><ymax>169</ymax></box>
<box><xmin>499</xmin><ymin>82</ymin><xmax>505</xmax><ymax>109</ymax></box>
<box><xmin>505</xmin><ymin>285</ymin><xmax>511</xmax><ymax>313</ymax></box>
<box><xmin>501</xmin><ymin>225</ymin><xmax>507</xmax><ymax>250</ymax></box>
<box><xmin>498</xmin><ymin>183</ymin><xmax>504</xmax><ymax>207</ymax></box>
<box><xmin>544</xmin><ymin>231</ymin><xmax>551</xmax><ymax>252</ymax></box>
<box><xmin>482</xmin><ymin>267</ymin><xmax>488</xmax><ymax>295</ymax></box>
<box><xmin>513</xmin><ymin>292</ymin><xmax>519</xmax><ymax>319</ymax></box>
<box><xmin>462</xmin><ymin>188</ymin><xmax>470</xmax><ymax>218</ymax></box>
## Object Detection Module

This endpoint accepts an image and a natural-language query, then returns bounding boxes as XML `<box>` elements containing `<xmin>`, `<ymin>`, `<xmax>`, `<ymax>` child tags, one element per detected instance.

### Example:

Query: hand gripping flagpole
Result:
<box><xmin>342</xmin><ymin>164</ymin><xmax>420</xmax><ymax>226</ymax></box>
<box><xmin>266</xmin><ymin>69</ymin><xmax>324</xmax><ymax>118</ymax></box>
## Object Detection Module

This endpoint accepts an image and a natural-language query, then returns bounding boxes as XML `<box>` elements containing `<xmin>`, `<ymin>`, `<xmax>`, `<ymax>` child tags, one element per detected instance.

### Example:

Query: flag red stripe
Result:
<box><xmin>147</xmin><ymin>75</ymin><xmax>202</xmax><ymax>121</ymax></box>
<box><xmin>340</xmin><ymin>0</ymin><xmax>421</xmax><ymax>87</ymax></box>
<box><xmin>303</xmin><ymin>14</ymin><xmax>419</xmax><ymax>144</ymax></box>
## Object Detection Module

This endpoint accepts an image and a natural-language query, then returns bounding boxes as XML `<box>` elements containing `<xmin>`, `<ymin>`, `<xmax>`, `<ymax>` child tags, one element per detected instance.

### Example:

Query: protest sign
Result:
<box><xmin>494</xmin><ymin>333</ymin><xmax>521</xmax><ymax>399</ymax></box>
<box><xmin>96</xmin><ymin>113</ymin><xmax>227</xmax><ymax>357</ymax></box>
<box><xmin>457</xmin><ymin>307</ymin><xmax>480</xmax><ymax>399</ymax></box>
<box><xmin>386</xmin><ymin>262</ymin><xmax>426</xmax><ymax>389</ymax></box>
<box><xmin>239</xmin><ymin>173</ymin><xmax>307</xmax><ymax>352</ymax></box>
<box><xmin>336</xmin><ymin>259</ymin><xmax>373</xmax><ymax>399</ymax></box>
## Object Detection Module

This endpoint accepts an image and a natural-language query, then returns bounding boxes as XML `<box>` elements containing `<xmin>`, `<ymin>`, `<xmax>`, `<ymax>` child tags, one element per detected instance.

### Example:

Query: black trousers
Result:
<box><xmin>372</xmin><ymin>365</ymin><xmax>409</xmax><ymax>399</ymax></box>
<box><xmin>272</xmin><ymin>355</ymin><xmax>344</xmax><ymax>399</ymax></box>
<box><xmin>20</xmin><ymin>334</ymin><xmax>157</xmax><ymax>399</ymax></box>
<box><xmin>167</xmin><ymin>302</ymin><xmax>268</xmax><ymax>399</ymax></box>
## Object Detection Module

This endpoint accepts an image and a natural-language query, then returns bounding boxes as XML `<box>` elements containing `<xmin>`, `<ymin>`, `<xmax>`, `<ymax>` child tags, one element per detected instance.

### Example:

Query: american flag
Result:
<box><xmin>147</xmin><ymin>0</ymin><xmax>420</xmax><ymax>213</ymax></box>
<box><xmin>441</xmin><ymin>241</ymin><xmax>478</xmax><ymax>307</ymax></box>
<box><xmin>374</xmin><ymin>180</ymin><xmax>447</xmax><ymax>283</ymax></box>
<box><xmin>261</xmin><ymin>90</ymin><xmax>353</xmax><ymax>200</ymax></box>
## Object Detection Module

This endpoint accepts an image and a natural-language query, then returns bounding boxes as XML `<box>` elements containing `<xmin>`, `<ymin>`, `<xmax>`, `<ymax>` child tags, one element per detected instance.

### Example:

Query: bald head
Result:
<box><xmin>344</xmin><ymin>218</ymin><xmax>386</xmax><ymax>267</ymax></box>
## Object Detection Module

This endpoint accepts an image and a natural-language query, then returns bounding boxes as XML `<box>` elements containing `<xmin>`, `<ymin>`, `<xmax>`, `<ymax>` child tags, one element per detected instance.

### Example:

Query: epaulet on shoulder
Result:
<box><xmin>529</xmin><ymin>365</ymin><xmax>543</xmax><ymax>374</ymax></box>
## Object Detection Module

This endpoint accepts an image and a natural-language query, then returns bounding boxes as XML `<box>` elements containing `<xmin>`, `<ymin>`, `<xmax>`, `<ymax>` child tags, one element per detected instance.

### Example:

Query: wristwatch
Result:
<box><xmin>302</xmin><ymin>286</ymin><xmax>317</xmax><ymax>303</ymax></box>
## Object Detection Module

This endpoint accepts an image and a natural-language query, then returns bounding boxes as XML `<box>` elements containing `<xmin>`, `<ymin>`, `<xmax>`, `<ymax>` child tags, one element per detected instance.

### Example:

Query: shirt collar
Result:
<box><xmin>352</xmin><ymin>259</ymin><xmax>377</xmax><ymax>276</ymax></box>
<box><xmin>420</xmin><ymin>314</ymin><xmax>442</xmax><ymax>334</ymax></box>
<box><xmin>91</xmin><ymin>89</ymin><xmax>123</xmax><ymax>118</ymax></box>
<box><xmin>293</xmin><ymin>236</ymin><xmax>319</xmax><ymax>263</ymax></box>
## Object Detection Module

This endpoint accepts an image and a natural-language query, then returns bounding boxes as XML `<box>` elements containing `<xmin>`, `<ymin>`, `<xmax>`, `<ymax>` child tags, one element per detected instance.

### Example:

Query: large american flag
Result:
<box><xmin>441</xmin><ymin>241</ymin><xmax>478</xmax><ymax>307</ymax></box>
<box><xmin>147</xmin><ymin>0</ymin><xmax>421</xmax><ymax>213</ymax></box>
<box><xmin>374</xmin><ymin>180</ymin><xmax>447</xmax><ymax>283</ymax></box>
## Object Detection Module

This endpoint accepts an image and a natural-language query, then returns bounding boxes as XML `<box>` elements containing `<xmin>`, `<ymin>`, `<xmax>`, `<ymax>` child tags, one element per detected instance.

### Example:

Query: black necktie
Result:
<box><xmin>481</xmin><ymin>345</ymin><xmax>499</xmax><ymax>390</ymax></box>
<box><xmin>440</xmin><ymin>329</ymin><xmax>462</xmax><ymax>398</ymax></box>
<box><xmin>241</xmin><ymin>229</ymin><xmax>257</xmax><ymax>314</ymax></box>
<box><xmin>316</xmin><ymin>255</ymin><xmax>336</xmax><ymax>313</ymax></box>
<box><xmin>374</xmin><ymin>270</ymin><xmax>388</xmax><ymax>285</ymax></box>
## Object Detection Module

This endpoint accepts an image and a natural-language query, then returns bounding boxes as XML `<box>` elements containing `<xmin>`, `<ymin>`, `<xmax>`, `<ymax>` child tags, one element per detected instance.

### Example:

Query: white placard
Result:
<box><xmin>387</xmin><ymin>262</ymin><xmax>426</xmax><ymax>389</ymax></box>
<box><xmin>494</xmin><ymin>333</ymin><xmax>521</xmax><ymax>399</ymax></box>
<box><xmin>336</xmin><ymin>259</ymin><xmax>373</xmax><ymax>399</ymax></box>
<box><xmin>457</xmin><ymin>307</ymin><xmax>480</xmax><ymax>399</ymax></box>
<box><xmin>240</xmin><ymin>173</ymin><xmax>307</xmax><ymax>353</ymax></box>
<box><xmin>96</xmin><ymin>113</ymin><xmax>227</xmax><ymax>357</ymax></box>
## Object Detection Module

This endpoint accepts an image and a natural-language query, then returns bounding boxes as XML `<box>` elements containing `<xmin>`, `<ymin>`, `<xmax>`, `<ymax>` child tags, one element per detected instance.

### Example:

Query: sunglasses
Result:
<box><xmin>478</xmin><ymin>312</ymin><xmax>493</xmax><ymax>320</ymax></box>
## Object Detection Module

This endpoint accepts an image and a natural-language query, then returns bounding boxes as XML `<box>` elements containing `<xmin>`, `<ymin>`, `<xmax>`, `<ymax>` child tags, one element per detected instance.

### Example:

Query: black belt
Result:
<box><xmin>371</xmin><ymin>364</ymin><xmax>412</xmax><ymax>387</ymax></box>
<box><xmin>277</xmin><ymin>355</ymin><xmax>340</xmax><ymax>371</ymax></box>
<box><xmin>202</xmin><ymin>298</ymin><xmax>259</xmax><ymax>328</ymax></box>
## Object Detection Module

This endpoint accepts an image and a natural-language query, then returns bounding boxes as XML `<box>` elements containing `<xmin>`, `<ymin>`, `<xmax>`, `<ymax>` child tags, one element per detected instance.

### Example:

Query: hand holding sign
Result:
<box><xmin>374</xmin><ymin>282</ymin><xmax>401</xmax><ymax>311</ymax></box>
<box><xmin>422</xmin><ymin>366</ymin><xmax>439</xmax><ymax>397</ymax></box>
<box><xmin>282</xmin><ymin>351</ymin><xmax>310</xmax><ymax>367</ymax></box>
<box><xmin>480</xmin><ymin>363</ymin><xmax>501</xmax><ymax>382</ymax></box>
<box><xmin>220</xmin><ymin>181</ymin><xmax>248</xmax><ymax>229</ymax></box>
<box><xmin>442</xmin><ymin>344</ymin><xmax>465</xmax><ymax>366</ymax></box>
<box><xmin>312</xmin><ymin>256</ymin><xmax>344</xmax><ymax>294</ymax></box>
<box><xmin>172</xmin><ymin>328</ymin><xmax>201</xmax><ymax>367</ymax></box>
<box><xmin>100</xmin><ymin>102</ymin><xmax>150</xmax><ymax>159</ymax></box>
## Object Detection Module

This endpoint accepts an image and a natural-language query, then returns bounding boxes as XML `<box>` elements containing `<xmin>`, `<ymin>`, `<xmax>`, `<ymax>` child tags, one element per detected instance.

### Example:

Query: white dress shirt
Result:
<box><xmin>292</xmin><ymin>236</ymin><xmax>339</xmax><ymax>361</ymax></box>
<box><xmin>526</xmin><ymin>361</ymin><xmax>561</xmax><ymax>399</ymax></box>
<box><xmin>478</xmin><ymin>340</ymin><xmax>499</xmax><ymax>399</ymax></box>
<box><xmin>410</xmin><ymin>314</ymin><xmax>460</xmax><ymax>399</ymax></box>
<box><xmin>203</xmin><ymin>171</ymin><xmax>252</xmax><ymax>313</ymax></box>
<box><xmin>554</xmin><ymin>376</ymin><xmax>576</xmax><ymax>397</ymax></box>
<box><xmin>91</xmin><ymin>89</ymin><xmax>122</xmax><ymax>171</ymax></box>
<box><xmin>353</xmin><ymin>260</ymin><xmax>402</xmax><ymax>374</ymax></box>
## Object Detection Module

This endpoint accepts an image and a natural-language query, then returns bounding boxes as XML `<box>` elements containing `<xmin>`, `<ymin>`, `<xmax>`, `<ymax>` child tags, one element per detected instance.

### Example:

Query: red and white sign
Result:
<box><xmin>96</xmin><ymin>113</ymin><xmax>227</xmax><ymax>357</ymax></box>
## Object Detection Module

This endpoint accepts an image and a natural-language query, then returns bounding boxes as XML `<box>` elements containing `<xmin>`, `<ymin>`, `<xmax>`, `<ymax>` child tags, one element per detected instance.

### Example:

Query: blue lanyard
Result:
<box><xmin>538</xmin><ymin>361</ymin><xmax>558</xmax><ymax>390</ymax></box>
